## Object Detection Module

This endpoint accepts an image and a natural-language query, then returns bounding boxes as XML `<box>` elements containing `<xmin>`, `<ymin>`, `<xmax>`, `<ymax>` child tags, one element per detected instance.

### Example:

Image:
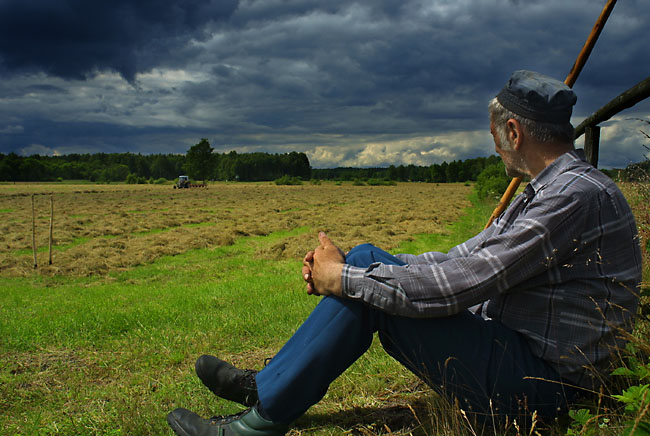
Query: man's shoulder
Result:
<box><xmin>543</xmin><ymin>152</ymin><xmax>617</xmax><ymax>195</ymax></box>
<box><xmin>540</xmin><ymin>157</ymin><xmax>633</xmax><ymax>221</ymax></box>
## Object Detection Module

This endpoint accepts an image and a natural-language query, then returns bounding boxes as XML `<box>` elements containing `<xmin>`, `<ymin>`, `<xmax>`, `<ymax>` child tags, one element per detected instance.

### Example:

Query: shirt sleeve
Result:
<box><xmin>394</xmin><ymin>228</ymin><xmax>492</xmax><ymax>265</ymax></box>
<box><xmin>394</xmin><ymin>251</ymin><xmax>447</xmax><ymax>264</ymax></box>
<box><xmin>341</xmin><ymin>190</ymin><xmax>587</xmax><ymax>318</ymax></box>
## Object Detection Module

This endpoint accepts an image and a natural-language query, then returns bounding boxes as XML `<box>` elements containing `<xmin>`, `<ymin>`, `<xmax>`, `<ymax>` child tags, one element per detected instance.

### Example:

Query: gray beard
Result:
<box><xmin>504</xmin><ymin>154</ymin><xmax>530</xmax><ymax>179</ymax></box>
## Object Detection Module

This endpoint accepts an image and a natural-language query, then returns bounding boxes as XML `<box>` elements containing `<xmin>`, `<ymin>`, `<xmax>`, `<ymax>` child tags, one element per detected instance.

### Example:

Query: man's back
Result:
<box><xmin>487</xmin><ymin>150</ymin><xmax>642</xmax><ymax>387</ymax></box>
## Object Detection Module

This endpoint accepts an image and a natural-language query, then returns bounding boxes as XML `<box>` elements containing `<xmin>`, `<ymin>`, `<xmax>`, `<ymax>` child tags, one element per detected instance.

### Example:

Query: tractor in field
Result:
<box><xmin>174</xmin><ymin>175</ymin><xmax>191</xmax><ymax>188</ymax></box>
<box><xmin>174</xmin><ymin>175</ymin><xmax>207</xmax><ymax>188</ymax></box>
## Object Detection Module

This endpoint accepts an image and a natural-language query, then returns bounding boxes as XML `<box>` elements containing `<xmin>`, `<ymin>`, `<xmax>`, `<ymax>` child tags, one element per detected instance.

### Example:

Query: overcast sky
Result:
<box><xmin>1</xmin><ymin>0</ymin><xmax>648</xmax><ymax>168</ymax></box>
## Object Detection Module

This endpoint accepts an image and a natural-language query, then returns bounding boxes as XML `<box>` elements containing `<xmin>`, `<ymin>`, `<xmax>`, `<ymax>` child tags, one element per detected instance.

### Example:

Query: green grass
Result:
<box><xmin>394</xmin><ymin>192</ymin><xmax>493</xmax><ymax>255</ymax></box>
<box><xmin>0</xmin><ymin>195</ymin><xmax>494</xmax><ymax>435</ymax></box>
<box><xmin>1</xmin><ymin>230</ymin><xmax>317</xmax><ymax>435</ymax></box>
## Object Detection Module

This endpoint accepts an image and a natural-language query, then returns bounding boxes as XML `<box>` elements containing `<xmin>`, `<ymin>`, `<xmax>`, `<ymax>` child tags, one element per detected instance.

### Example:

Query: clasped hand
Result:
<box><xmin>302</xmin><ymin>232</ymin><xmax>345</xmax><ymax>296</ymax></box>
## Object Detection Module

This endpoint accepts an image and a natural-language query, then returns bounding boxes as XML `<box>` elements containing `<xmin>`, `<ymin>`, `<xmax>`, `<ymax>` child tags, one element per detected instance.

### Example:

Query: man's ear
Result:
<box><xmin>506</xmin><ymin>118</ymin><xmax>524</xmax><ymax>150</ymax></box>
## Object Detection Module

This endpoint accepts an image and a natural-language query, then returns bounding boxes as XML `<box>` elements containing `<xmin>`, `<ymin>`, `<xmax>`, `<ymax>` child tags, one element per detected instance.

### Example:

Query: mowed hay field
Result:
<box><xmin>0</xmin><ymin>182</ymin><xmax>486</xmax><ymax>436</ymax></box>
<box><xmin>0</xmin><ymin>182</ymin><xmax>472</xmax><ymax>277</ymax></box>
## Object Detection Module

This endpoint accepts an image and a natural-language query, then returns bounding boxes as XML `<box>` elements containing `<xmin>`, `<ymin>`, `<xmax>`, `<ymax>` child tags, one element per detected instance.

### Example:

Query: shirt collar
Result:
<box><xmin>528</xmin><ymin>149</ymin><xmax>585</xmax><ymax>194</ymax></box>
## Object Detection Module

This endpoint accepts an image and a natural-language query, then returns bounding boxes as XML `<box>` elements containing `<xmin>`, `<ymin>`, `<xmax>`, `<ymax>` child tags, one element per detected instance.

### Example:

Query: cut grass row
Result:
<box><xmin>14</xmin><ymin>222</ymin><xmax>220</xmax><ymax>257</ymax></box>
<box><xmin>1</xmin><ymin>182</ymin><xmax>472</xmax><ymax>277</ymax></box>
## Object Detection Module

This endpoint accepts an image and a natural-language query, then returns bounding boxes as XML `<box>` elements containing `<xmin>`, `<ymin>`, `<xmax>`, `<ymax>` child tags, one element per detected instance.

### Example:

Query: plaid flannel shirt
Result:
<box><xmin>341</xmin><ymin>150</ymin><xmax>642</xmax><ymax>386</ymax></box>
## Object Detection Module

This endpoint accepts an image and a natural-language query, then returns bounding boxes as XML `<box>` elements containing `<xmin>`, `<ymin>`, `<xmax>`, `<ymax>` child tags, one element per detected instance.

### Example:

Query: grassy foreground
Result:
<box><xmin>1</xmin><ymin>182</ymin><xmax>647</xmax><ymax>436</ymax></box>
<box><xmin>0</xmin><ymin>188</ymin><xmax>491</xmax><ymax>436</ymax></box>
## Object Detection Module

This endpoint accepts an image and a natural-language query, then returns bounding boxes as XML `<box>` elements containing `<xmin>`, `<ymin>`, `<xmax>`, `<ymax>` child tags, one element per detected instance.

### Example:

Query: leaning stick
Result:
<box><xmin>484</xmin><ymin>0</ymin><xmax>617</xmax><ymax>229</ymax></box>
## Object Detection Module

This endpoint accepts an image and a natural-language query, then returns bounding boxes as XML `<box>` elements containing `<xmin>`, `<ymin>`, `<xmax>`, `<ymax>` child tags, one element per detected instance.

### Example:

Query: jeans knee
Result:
<box><xmin>345</xmin><ymin>244</ymin><xmax>378</xmax><ymax>267</ymax></box>
<box><xmin>346</xmin><ymin>243</ymin><xmax>376</xmax><ymax>256</ymax></box>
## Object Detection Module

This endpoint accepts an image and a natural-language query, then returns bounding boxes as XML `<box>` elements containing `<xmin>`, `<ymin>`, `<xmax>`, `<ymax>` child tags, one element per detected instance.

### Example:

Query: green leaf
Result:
<box><xmin>613</xmin><ymin>367</ymin><xmax>636</xmax><ymax>377</ymax></box>
<box><xmin>613</xmin><ymin>363</ymin><xmax>650</xmax><ymax>381</ymax></box>
<box><xmin>569</xmin><ymin>408</ymin><xmax>594</xmax><ymax>426</ymax></box>
<box><xmin>622</xmin><ymin>420</ymin><xmax>650</xmax><ymax>436</ymax></box>
<box><xmin>613</xmin><ymin>384</ymin><xmax>650</xmax><ymax>414</ymax></box>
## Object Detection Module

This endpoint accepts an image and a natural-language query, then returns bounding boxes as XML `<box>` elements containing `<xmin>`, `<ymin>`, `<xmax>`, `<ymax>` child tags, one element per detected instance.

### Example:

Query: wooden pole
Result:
<box><xmin>49</xmin><ymin>195</ymin><xmax>54</xmax><ymax>265</ymax></box>
<box><xmin>573</xmin><ymin>75</ymin><xmax>650</xmax><ymax>139</ymax></box>
<box><xmin>485</xmin><ymin>177</ymin><xmax>522</xmax><ymax>229</ymax></box>
<box><xmin>584</xmin><ymin>126</ymin><xmax>601</xmax><ymax>167</ymax></box>
<box><xmin>484</xmin><ymin>178</ymin><xmax>521</xmax><ymax>229</ymax></box>
<box><xmin>564</xmin><ymin>0</ymin><xmax>617</xmax><ymax>88</ymax></box>
<box><xmin>32</xmin><ymin>194</ymin><xmax>37</xmax><ymax>269</ymax></box>
<box><xmin>484</xmin><ymin>0</ymin><xmax>617</xmax><ymax>229</ymax></box>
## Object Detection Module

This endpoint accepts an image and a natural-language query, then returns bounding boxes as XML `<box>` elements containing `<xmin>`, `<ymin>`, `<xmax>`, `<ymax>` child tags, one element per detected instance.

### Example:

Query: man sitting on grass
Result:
<box><xmin>167</xmin><ymin>70</ymin><xmax>642</xmax><ymax>436</ymax></box>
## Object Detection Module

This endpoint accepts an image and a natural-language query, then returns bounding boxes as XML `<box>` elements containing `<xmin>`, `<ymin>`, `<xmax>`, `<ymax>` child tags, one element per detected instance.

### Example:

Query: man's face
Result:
<box><xmin>490</xmin><ymin>120</ymin><xmax>528</xmax><ymax>178</ymax></box>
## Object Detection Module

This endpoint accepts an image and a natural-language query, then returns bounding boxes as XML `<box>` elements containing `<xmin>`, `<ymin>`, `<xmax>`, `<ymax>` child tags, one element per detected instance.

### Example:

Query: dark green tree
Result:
<box><xmin>0</xmin><ymin>153</ymin><xmax>21</xmax><ymax>181</ymax></box>
<box><xmin>184</xmin><ymin>138</ymin><xmax>215</xmax><ymax>183</ymax></box>
<box><xmin>19</xmin><ymin>157</ymin><xmax>48</xmax><ymax>181</ymax></box>
<box><xmin>430</xmin><ymin>163</ymin><xmax>446</xmax><ymax>183</ymax></box>
<box><xmin>445</xmin><ymin>161</ymin><xmax>461</xmax><ymax>182</ymax></box>
<box><xmin>102</xmin><ymin>164</ymin><xmax>130</xmax><ymax>182</ymax></box>
<box><xmin>151</xmin><ymin>155</ymin><xmax>171</xmax><ymax>179</ymax></box>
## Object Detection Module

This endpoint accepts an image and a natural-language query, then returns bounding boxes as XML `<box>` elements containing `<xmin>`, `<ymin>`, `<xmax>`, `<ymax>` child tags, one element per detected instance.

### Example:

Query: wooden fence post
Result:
<box><xmin>49</xmin><ymin>195</ymin><xmax>54</xmax><ymax>265</ymax></box>
<box><xmin>584</xmin><ymin>125</ymin><xmax>601</xmax><ymax>167</ymax></box>
<box><xmin>32</xmin><ymin>194</ymin><xmax>37</xmax><ymax>269</ymax></box>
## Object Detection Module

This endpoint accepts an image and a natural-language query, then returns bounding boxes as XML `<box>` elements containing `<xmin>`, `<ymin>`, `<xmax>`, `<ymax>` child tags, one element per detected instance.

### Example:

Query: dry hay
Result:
<box><xmin>0</xmin><ymin>182</ymin><xmax>472</xmax><ymax>277</ymax></box>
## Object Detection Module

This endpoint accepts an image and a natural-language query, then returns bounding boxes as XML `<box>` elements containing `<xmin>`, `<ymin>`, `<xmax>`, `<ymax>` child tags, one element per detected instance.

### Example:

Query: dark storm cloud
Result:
<box><xmin>1</xmin><ymin>0</ymin><xmax>649</xmax><ymax>168</ymax></box>
<box><xmin>0</xmin><ymin>0</ymin><xmax>238</xmax><ymax>81</ymax></box>
<box><xmin>190</xmin><ymin>0</ymin><xmax>649</xmax><ymax>134</ymax></box>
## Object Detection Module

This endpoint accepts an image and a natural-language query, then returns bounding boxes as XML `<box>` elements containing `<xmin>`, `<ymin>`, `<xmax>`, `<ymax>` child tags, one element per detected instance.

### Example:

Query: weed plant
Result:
<box><xmin>564</xmin><ymin>172</ymin><xmax>650</xmax><ymax>436</ymax></box>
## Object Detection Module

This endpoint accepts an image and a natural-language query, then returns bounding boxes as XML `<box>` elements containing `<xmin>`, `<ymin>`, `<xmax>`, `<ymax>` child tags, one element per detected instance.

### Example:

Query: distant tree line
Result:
<box><xmin>0</xmin><ymin>152</ymin><xmax>186</xmax><ymax>182</ymax></box>
<box><xmin>2</xmin><ymin>139</ymin><xmax>641</xmax><ymax>185</ymax></box>
<box><xmin>0</xmin><ymin>142</ymin><xmax>311</xmax><ymax>183</ymax></box>
<box><xmin>0</xmin><ymin>149</ymin><xmax>501</xmax><ymax>184</ymax></box>
<box><xmin>312</xmin><ymin>155</ymin><xmax>504</xmax><ymax>183</ymax></box>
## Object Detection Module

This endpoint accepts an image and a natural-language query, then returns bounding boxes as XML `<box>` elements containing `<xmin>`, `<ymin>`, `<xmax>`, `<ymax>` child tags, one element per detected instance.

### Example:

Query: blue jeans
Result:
<box><xmin>255</xmin><ymin>244</ymin><xmax>577</xmax><ymax>424</ymax></box>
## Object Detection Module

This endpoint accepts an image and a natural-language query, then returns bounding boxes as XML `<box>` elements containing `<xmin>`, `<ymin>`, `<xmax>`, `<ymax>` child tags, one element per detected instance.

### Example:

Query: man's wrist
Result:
<box><xmin>332</xmin><ymin>262</ymin><xmax>344</xmax><ymax>296</ymax></box>
<box><xmin>340</xmin><ymin>264</ymin><xmax>365</xmax><ymax>298</ymax></box>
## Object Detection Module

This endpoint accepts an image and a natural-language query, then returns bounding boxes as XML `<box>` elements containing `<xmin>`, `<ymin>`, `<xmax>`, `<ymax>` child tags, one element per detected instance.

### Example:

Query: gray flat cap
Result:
<box><xmin>496</xmin><ymin>70</ymin><xmax>577</xmax><ymax>124</ymax></box>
